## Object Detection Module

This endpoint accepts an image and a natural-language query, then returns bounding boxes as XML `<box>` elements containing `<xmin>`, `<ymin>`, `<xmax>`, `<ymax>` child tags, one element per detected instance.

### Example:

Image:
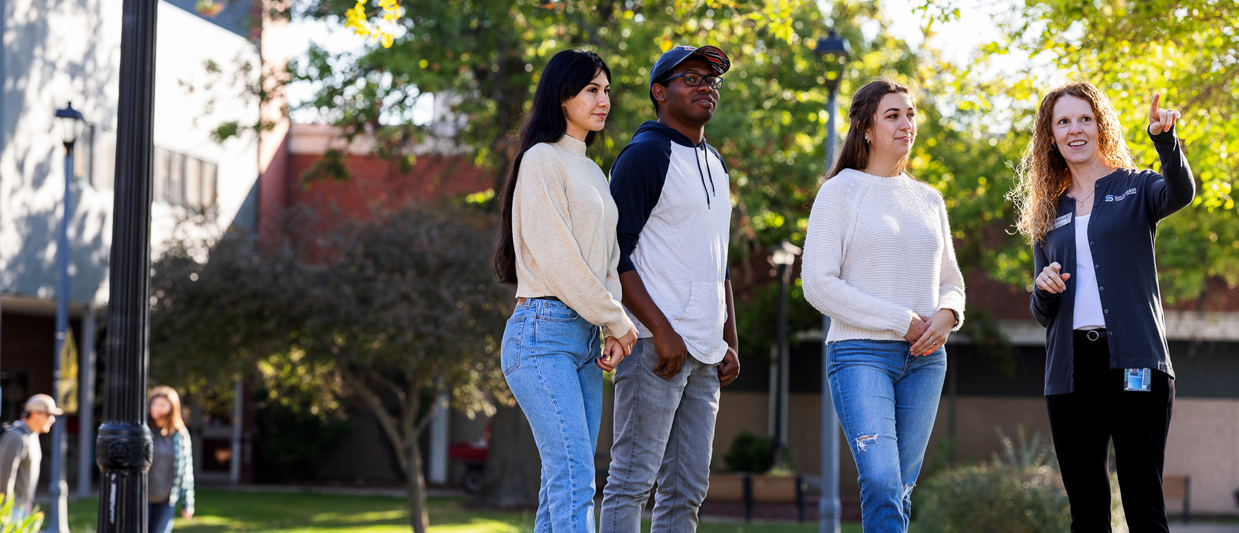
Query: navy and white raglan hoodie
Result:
<box><xmin>609</xmin><ymin>120</ymin><xmax>732</xmax><ymax>365</ymax></box>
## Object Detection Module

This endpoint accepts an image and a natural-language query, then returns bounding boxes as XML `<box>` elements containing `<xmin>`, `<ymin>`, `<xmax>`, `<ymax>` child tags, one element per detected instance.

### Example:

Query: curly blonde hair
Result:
<box><xmin>1010</xmin><ymin>81</ymin><xmax>1137</xmax><ymax>243</ymax></box>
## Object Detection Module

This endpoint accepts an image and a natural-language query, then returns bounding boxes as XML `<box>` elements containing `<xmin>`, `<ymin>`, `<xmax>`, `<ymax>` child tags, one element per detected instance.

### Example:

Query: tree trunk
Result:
<box><xmin>473</xmin><ymin>405</ymin><xmax>541</xmax><ymax>509</ymax></box>
<box><xmin>407</xmin><ymin>437</ymin><xmax>429</xmax><ymax>533</ymax></box>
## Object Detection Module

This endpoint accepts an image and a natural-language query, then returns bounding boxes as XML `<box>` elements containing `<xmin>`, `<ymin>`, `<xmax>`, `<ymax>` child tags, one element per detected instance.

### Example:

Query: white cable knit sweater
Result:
<box><xmin>801</xmin><ymin>168</ymin><xmax>966</xmax><ymax>343</ymax></box>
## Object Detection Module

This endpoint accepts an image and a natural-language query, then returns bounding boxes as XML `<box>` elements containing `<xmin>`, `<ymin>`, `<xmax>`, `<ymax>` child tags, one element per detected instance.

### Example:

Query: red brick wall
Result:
<box><xmin>257</xmin><ymin>130</ymin><xmax>290</xmax><ymax>242</ymax></box>
<box><xmin>284</xmin><ymin>152</ymin><xmax>493</xmax><ymax>231</ymax></box>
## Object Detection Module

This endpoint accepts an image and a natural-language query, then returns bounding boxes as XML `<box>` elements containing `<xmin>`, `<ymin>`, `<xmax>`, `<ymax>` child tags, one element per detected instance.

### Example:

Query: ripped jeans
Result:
<box><xmin>827</xmin><ymin>339</ymin><xmax>946</xmax><ymax>533</ymax></box>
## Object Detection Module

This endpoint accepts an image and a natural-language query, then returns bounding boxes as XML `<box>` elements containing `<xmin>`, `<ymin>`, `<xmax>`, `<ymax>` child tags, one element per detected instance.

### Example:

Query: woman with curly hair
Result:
<box><xmin>1010</xmin><ymin>82</ymin><xmax>1193</xmax><ymax>532</ymax></box>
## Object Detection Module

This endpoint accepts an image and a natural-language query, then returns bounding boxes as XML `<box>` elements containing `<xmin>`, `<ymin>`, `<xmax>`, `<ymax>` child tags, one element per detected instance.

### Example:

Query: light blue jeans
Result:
<box><xmin>827</xmin><ymin>339</ymin><xmax>946</xmax><ymax>533</ymax></box>
<box><xmin>600</xmin><ymin>338</ymin><xmax>720</xmax><ymax>533</ymax></box>
<box><xmin>502</xmin><ymin>298</ymin><xmax>603</xmax><ymax>533</ymax></box>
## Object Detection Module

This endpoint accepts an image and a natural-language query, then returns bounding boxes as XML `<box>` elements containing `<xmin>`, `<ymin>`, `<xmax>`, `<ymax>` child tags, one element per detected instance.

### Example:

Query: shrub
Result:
<box><xmin>723</xmin><ymin>431</ymin><xmax>773</xmax><ymax>473</ymax></box>
<box><xmin>911</xmin><ymin>462</ymin><xmax>1070</xmax><ymax>533</ymax></box>
<box><xmin>911</xmin><ymin>427</ymin><xmax>1127</xmax><ymax>533</ymax></box>
<box><xmin>0</xmin><ymin>494</ymin><xmax>43</xmax><ymax>533</ymax></box>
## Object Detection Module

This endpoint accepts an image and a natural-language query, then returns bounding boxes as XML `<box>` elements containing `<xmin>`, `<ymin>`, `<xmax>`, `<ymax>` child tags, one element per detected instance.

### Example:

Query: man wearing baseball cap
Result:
<box><xmin>602</xmin><ymin>45</ymin><xmax>740</xmax><ymax>532</ymax></box>
<box><xmin>0</xmin><ymin>394</ymin><xmax>62</xmax><ymax>516</ymax></box>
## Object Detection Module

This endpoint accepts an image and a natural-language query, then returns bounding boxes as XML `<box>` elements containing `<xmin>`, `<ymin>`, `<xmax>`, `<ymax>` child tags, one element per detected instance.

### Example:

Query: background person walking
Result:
<box><xmin>148</xmin><ymin>386</ymin><xmax>195</xmax><ymax>533</ymax></box>
<box><xmin>1012</xmin><ymin>82</ymin><xmax>1193</xmax><ymax>533</ymax></box>
<box><xmin>801</xmin><ymin>78</ymin><xmax>965</xmax><ymax>533</ymax></box>
<box><xmin>493</xmin><ymin>48</ymin><xmax>638</xmax><ymax>532</ymax></box>
<box><xmin>0</xmin><ymin>394</ymin><xmax>62</xmax><ymax>521</ymax></box>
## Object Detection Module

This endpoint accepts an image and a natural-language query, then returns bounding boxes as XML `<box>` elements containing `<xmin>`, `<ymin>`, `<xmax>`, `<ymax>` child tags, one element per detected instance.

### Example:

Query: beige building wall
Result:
<box><xmin>712</xmin><ymin>391</ymin><xmax>1239</xmax><ymax>515</ymax></box>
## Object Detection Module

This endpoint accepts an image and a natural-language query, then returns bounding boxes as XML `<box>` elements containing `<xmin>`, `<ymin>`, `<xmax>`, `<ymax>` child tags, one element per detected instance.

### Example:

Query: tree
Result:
<box><xmin>150</xmin><ymin>203</ymin><xmax>511</xmax><ymax>533</ymax></box>
<box><xmin>911</xmin><ymin>0</ymin><xmax>1239</xmax><ymax>303</ymax></box>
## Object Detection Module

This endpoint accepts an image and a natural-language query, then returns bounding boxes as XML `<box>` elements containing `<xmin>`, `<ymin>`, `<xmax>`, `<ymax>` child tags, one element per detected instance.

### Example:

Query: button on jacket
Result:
<box><xmin>1031</xmin><ymin>127</ymin><xmax>1194</xmax><ymax>395</ymax></box>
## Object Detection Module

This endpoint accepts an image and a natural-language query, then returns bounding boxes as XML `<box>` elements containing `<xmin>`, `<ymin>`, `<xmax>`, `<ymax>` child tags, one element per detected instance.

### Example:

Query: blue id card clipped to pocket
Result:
<box><xmin>1124</xmin><ymin>368</ymin><xmax>1151</xmax><ymax>392</ymax></box>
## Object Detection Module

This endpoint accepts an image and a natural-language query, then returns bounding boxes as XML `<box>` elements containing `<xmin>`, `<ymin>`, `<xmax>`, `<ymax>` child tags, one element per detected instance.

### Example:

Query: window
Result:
<box><xmin>151</xmin><ymin>146</ymin><xmax>218</xmax><ymax>211</ymax></box>
<box><xmin>73</xmin><ymin>125</ymin><xmax>93</xmax><ymax>184</ymax></box>
<box><xmin>168</xmin><ymin>151</ymin><xmax>185</xmax><ymax>207</ymax></box>
<box><xmin>201</xmin><ymin>161</ymin><xmax>217</xmax><ymax>209</ymax></box>
<box><xmin>153</xmin><ymin>148</ymin><xmax>168</xmax><ymax>202</ymax></box>
<box><xmin>91</xmin><ymin>129</ymin><xmax>115</xmax><ymax>189</ymax></box>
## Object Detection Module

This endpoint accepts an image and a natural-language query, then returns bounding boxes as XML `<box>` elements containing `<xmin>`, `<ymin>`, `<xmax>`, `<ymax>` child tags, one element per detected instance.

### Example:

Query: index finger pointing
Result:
<box><xmin>1150</xmin><ymin>93</ymin><xmax>1161</xmax><ymax>116</ymax></box>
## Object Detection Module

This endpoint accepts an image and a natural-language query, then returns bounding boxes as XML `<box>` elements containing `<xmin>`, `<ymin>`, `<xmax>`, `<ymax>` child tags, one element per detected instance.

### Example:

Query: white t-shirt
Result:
<box><xmin>1073</xmin><ymin>214</ymin><xmax>1106</xmax><ymax>330</ymax></box>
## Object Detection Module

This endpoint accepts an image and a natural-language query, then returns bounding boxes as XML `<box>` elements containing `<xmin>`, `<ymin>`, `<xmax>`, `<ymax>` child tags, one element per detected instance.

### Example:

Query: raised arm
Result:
<box><xmin>1142</xmin><ymin>93</ymin><xmax>1194</xmax><ymax>219</ymax></box>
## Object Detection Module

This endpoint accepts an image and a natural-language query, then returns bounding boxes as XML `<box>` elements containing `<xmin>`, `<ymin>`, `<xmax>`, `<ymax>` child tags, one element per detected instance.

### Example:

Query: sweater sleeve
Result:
<box><xmin>801</xmin><ymin>181</ymin><xmax>918</xmax><ymax>336</ymax></box>
<box><xmin>518</xmin><ymin>149</ymin><xmax>634</xmax><ymax>338</ymax></box>
<box><xmin>610</xmin><ymin>141</ymin><xmax>670</xmax><ymax>274</ymax></box>
<box><xmin>1145</xmin><ymin>125</ymin><xmax>1195</xmax><ymax>220</ymax></box>
<box><xmin>935</xmin><ymin>198</ymin><xmax>966</xmax><ymax>330</ymax></box>
<box><xmin>1030</xmin><ymin>241</ymin><xmax>1060</xmax><ymax>327</ymax></box>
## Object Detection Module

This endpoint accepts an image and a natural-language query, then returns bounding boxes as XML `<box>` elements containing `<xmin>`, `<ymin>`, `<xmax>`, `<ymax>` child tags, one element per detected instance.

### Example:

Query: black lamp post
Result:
<box><xmin>769</xmin><ymin>240</ymin><xmax>801</xmax><ymax>469</ymax></box>
<box><xmin>50</xmin><ymin>101</ymin><xmax>84</xmax><ymax>533</ymax></box>
<box><xmin>96</xmin><ymin>0</ymin><xmax>158</xmax><ymax>530</ymax></box>
<box><xmin>814</xmin><ymin>28</ymin><xmax>850</xmax><ymax>533</ymax></box>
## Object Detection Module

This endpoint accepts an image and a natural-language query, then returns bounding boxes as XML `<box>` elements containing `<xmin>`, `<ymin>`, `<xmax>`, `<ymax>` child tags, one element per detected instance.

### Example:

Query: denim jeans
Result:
<box><xmin>600</xmin><ymin>338</ymin><xmax>720</xmax><ymax>533</ymax></box>
<box><xmin>827</xmin><ymin>339</ymin><xmax>946</xmax><ymax>533</ymax></box>
<box><xmin>148</xmin><ymin>502</ymin><xmax>176</xmax><ymax>533</ymax></box>
<box><xmin>502</xmin><ymin>298</ymin><xmax>603</xmax><ymax>533</ymax></box>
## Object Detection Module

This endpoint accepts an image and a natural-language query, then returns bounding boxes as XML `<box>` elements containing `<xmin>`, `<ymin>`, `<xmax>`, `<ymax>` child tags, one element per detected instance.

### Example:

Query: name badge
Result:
<box><xmin>1124</xmin><ymin>368</ymin><xmax>1152</xmax><ymax>392</ymax></box>
<box><xmin>1051</xmin><ymin>214</ymin><xmax>1071</xmax><ymax>230</ymax></box>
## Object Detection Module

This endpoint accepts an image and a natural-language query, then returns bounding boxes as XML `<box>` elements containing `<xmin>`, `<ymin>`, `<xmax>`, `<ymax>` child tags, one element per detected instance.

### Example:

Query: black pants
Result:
<box><xmin>1046</xmin><ymin>330</ymin><xmax>1175</xmax><ymax>533</ymax></box>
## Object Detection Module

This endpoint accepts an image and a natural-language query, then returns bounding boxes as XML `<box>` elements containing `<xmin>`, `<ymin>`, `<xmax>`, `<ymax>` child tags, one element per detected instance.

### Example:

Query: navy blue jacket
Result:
<box><xmin>1032</xmin><ymin>126</ymin><xmax>1194</xmax><ymax>395</ymax></box>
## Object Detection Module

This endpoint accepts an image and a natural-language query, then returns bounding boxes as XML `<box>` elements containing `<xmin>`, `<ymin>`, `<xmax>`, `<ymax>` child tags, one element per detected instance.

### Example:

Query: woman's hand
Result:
<box><xmin>597</xmin><ymin>326</ymin><xmax>638</xmax><ymax>371</ymax></box>
<box><xmin>1148</xmin><ymin>93</ymin><xmax>1181</xmax><ymax>134</ymax></box>
<box><xmin>903</xmin><ymin>314</ymin><xmax>928</xmax><ymax>344</ymax></box>
<box><xmin>1035</xmin><ymin>262</ymin><xmax>1071</xmax><ymax>294</ymax></box>
<box><xmin>910</xmin><ymin>310</ymin><xmax>957</xmax><ymax>356</ymax></box>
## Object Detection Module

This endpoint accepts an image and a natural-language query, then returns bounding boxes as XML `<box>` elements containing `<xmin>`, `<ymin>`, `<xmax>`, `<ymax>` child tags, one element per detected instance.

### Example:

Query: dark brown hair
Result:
<box><xmin>827</xmin><ymin>78</ymin><xmax>914</xmax><ymax>179</ymax></box>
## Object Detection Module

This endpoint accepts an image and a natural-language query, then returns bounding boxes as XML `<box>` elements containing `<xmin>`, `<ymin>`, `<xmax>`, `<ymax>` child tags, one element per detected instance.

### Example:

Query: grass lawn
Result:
<box><xmin>64</xmin><ymin>489</ymin><xmax>862</xmax><ymax>533</ymax></box>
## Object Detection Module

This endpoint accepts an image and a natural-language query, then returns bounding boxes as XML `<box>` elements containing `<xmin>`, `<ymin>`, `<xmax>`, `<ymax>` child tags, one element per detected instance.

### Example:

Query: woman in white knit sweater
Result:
<box><xmin>801</xmin><ymin>78</ymin><xmax>966</xmax><ymax>532</ymax></box>
<box><xmin>492</xmin><ymin>49</ymin><xmax>639</xmax><ymax>532</ymax></box>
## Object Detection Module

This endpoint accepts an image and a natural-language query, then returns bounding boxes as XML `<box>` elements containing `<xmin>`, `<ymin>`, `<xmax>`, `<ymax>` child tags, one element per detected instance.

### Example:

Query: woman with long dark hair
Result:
<box><xmin>1011</xmin><ymin>82</ymin><xmax>1192</xmax><ymax>532</ymax></box>
<box><xmin>800</xmin><ymin>78</ymin><xmax>965</xmax><ymax>532</ymax></box>
<box><xmin>493</xmin><ymin>49</ymin><xmax>638</xmax><ymax>531</ymax></box>
<box><xmin>148</xmin><ymin>386</ymin><xmax>194</xmax><ymax>533</ymax></box>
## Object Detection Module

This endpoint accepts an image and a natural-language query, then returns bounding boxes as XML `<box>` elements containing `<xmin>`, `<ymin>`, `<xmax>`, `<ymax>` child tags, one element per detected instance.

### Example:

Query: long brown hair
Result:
<box><xmin>1010</xmin><ymin>81</ymin><xmax>1136</xmax><ymax>243</ymax></box>
<box><xmin>493</xmin><ymin>50</ymin><xmax>611</xmax><ymax>285</ymax></box>
<box><xmin>827</xmin><ymin>78</ymin><xmax>915</xmax><ymax>179</ymax></box>
<box><xmin>148</xmin><ymin>385</ymin><xmax>187</xmax><ymax>436</ymax></box>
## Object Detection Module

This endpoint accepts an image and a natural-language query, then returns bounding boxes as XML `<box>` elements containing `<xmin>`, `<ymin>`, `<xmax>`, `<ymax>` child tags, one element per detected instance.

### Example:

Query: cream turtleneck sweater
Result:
<box><xmin>512</xmin><ymin>135</ymin><xmax>634</xmax><ymax>339</ymax></box>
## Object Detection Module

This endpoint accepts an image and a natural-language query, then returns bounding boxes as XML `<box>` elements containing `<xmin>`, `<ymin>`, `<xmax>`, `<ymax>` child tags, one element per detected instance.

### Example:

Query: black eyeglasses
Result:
<box><xmin>660</xmin><ymin>72</ymin><xmax>723</xmax><ymax>90</ymax></box>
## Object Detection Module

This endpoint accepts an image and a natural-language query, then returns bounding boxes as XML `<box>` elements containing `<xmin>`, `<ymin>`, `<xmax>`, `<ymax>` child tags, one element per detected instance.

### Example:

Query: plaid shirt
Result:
<box><xmin>166</xmin><ymin>429</ymin><xmax>195</xmax><ymax>512</ymax></box>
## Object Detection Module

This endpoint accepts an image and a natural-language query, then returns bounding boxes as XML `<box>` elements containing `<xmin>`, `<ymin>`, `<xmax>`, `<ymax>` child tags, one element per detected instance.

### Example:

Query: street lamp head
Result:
<box><xmin>770</xmin><ymin>240</ymin><xmax>803</xmax><ymax>267</ymax></box>
<box><xmin>816</xmin><ymin>29</ymin><xmax>852</xmax><ymax>92</ymax></box>
<box><xmin>55</xmin><ymin>102</ymin><xmax>85</xmax><ymax>146</ymax></box>
<box><xmin>815</xmin><ymin>29</ymin><xmax>852</xmax><ymax>61</ymax></box>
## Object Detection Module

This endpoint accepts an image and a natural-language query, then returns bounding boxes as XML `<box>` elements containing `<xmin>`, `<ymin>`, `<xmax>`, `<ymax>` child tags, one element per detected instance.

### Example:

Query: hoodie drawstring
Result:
<box><xmin>694</xmin><ymin>143</ymin><xmax>717</xmax><ymax>209</ymax></box>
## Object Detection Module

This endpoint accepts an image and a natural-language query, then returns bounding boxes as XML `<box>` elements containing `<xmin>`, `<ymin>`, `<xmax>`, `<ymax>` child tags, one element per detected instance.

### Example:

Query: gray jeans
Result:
<box><xmin>600</xmin><ymin>338</ymin><xmax>720</xmax><ymax>533</ymax></box>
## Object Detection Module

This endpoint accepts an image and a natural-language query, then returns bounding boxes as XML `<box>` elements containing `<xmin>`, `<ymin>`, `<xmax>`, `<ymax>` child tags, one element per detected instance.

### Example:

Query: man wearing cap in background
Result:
<box><xmin>0</xmin><ymin>394</ymin><xmax>61</xmax><ymax>517</ymax></box>
<box><xmin>601</xmin><ymin>44</ymin><xmax>740</xmax><ymax>532</ymax></box>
